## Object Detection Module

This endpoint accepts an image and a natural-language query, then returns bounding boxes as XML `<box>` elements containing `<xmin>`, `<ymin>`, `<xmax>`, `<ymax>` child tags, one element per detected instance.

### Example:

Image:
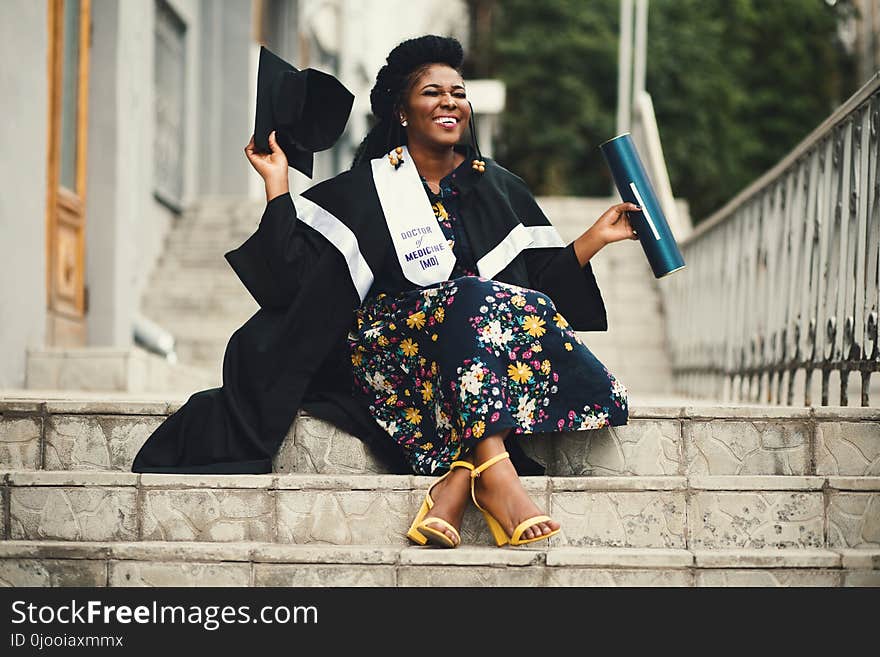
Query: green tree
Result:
<box><xmin>483</xmin><ymin>0</ymin><xmax>857</xmax><ymax>221</ymax></box>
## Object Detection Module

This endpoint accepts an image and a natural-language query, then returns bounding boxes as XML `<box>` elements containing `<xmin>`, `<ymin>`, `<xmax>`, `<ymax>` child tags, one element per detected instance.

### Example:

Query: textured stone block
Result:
<box><xmin>684</xmin><ymin>405</ymin><xmax>811</xmax><ymax>419</ymax></box>
<box><xmin>1</xmin><ymin>486</ymin><xmax>6</xmax><ymax>540</ymax></box>
<box><xmin>10</xmin><ymin>487</ymin><xmax>137</xmax><ymax>541</ymax></box>
<box><xmin>688</xmin><ymin>475</ymin><xmax>824</xmax><ymax>490</ymax></box>
<box><xmin>254</xmin><ymin>564</ymin><xmax>395</xmax><ymax>586</ymax></box>
<box><xmin>276</xmin><ymin>490</ymin><xmax>412</xmax><ymax>545</ymax></box>
<box><xmin>252</xmin><ymin>545</ymin><xmax>400</xmax><ymax>564</ymax></box>
<box><xmin>689</xmin><ymin>491</ymin><xmax>824</xmax><ymax>549</ymax></box>
<box><xmin>0</xmin><ymin>559</ymin><xmax>107</xmax><ymax>587</ymax></box>
<box><xmin>276</xmin><ymin>474</ymin><xmax>413</xmax><ymax>491</ymax></box>
<box><xmin>816</xmin><ymin>422</ymin><xmax>880</xmax><ymax>475</ymax></box>
<box><xmin>44</xmin><ymin>414</ymin><xmax>163</xmax><ymax>470</ymax></box>
<box><xmin>827</xmin><ymin>477</ymin><xmax>880</xmax><ymax>491</ymax></box>
<box><xmin>546</xmin><ymin>547</ymin><xmax>693</xmax><ymax>568</ymax></box>
<box><xmin>684</xmin><ymin>420</ymin><xmax>810</xmax><ymax>475</ymax></box>
<box><xmin>827</xmin><ymin>492</ymin><xmax>880</xmax><ymax>549</ymax></box>
<box><xmin>109</xmin><ymin>561</ymin><xmax>250</xmax><ymax>587</ymax></box>
<box><xmin>550</xmin><ymin>420</ymin><xmax>681</xmax><ymax>476</ymax></box>
<box><xmin>692</xmin><ymin>549</ymin><xmax>840</xmax><ymax>568</ymax></box>
<box><xmin>276</xmin><ymin>414</ymin><xmax>391</xmax><ymax>474</ymax></box>
<box><xmin>142</xmin><ymin>489</ymin><xmax>275</xmax><ymax>542</ymax></box>
<box><xmin>695</xmin><ymin>570</ymin><xmax>841</xmax><ymax>586</ymax></box>
<box><xmin>551</xmin><ymin>491</ymin><xmax>686</xmax><ymax>548</ymax></box>
<box><xmin>399</xmin><ymin>546</ymin><xmax>543</xmax><ymax>567</ymax></box>
<box><xmin>109</xmin><ymin>542</ymin><xmax>253</xmax><ymax>562</ymax></box>
<box><xmin>837</xmin><ymin>549</ymin><xmax>880</xmax><ymax>570</ymax></box>
<box><xmin>140</xmin><ymin>474</ymin><xmax>274</xmax><ymax>489</ymax></box>
<box><xmin>0</xmin><ymin>415</ymin><xmax>41</xmax><ymax>469</ymax></box>
<box><xmin>843</xmin><ymin>571</ymin><xmax>880</xmax><ymax>587</ymax></box>
<box><xmin>545</xmin><ymin>568</ymin><xmax>693</xmax><ymax>586</ymax></box>
<box><xmin>397</xmin><ymin>566</ymin><xmax>545</xmax><ymax>586</ymax></box>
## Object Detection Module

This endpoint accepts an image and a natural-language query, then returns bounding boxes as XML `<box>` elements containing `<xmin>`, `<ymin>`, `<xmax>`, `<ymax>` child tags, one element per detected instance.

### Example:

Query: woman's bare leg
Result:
<box><xmin>472</xmin><ymin>431</ymin><xmax>559</xmax><ymax>540</ymax></box>
<box><xmin>419</xmin><ymin>455</ymin><xmax>473</xmax><ymax>545</ymax></box>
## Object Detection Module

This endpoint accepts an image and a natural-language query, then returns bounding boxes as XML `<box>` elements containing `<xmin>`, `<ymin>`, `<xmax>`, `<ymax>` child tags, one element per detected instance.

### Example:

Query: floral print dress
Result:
<box><xmin>348</xmin><ymin>166</ymin><xmax>628</xmax><ymax>475</ymax></box>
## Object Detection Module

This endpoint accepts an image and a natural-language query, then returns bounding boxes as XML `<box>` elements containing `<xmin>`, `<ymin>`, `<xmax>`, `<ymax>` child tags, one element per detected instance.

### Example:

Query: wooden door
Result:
<box><xmin>45</xmin><ymin>0</ymin><xmax>90</xmax><ymax>346</ymax></box>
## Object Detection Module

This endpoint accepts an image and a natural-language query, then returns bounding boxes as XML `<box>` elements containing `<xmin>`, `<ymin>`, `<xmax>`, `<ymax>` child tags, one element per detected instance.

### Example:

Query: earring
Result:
<box><xmin>467</xmin><ymin>101</ymin><xmax>485</xmax><ymax>174</ymax></box>
<box><xmin>401</xmin><ymin>118</ymin><xmax>408</xmax><ymax>127</ymax></box>
<box><xmin>388</xmin><ymin>146</ymin><xmax>404</xmax><ymax>169</ymax></box>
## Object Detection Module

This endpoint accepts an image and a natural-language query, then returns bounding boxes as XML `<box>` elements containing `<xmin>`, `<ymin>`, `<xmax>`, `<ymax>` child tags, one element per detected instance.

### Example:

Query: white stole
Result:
<box><xmin>370</xmin><ymin>146</ymin><xmax>456</xmax><ymax>286</ymax></box>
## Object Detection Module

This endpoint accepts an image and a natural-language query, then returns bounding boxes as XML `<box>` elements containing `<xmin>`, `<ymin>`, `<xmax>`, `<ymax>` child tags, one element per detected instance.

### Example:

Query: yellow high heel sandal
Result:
<box><xmin>406</xmin><ymin>460</ymin><xmax>474</xmax><ymax>548</ymax></box>
<box><xmin>471</xmin><ymin>451</ymin><xmax>560</xmax><ymax>547</ymax></box>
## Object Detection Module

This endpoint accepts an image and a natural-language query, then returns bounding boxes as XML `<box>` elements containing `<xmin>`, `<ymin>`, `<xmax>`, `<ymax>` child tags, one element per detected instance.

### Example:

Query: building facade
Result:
<box><xmin>0</xmin><ymin>0</ymin><xmax>474</xmax><ymax>388</ymax></box>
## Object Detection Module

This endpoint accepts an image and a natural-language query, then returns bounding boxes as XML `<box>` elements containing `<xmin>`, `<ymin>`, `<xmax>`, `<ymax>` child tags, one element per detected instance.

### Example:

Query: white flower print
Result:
<box><xmin>478</xmin><ymin>319</ymin><xmax>513</xmax><ymax>349</ymax></box>
<box><xmin>578</xmin><ymin>411</ymin><xmax>609</xmax><ymax>431</ymax></box>
<box><xmin>515</xmin><ymin>395</ymin><xmax>537</xmax><ymax>428</ymax></box>
<box><xmin>459</xmin><ymin>363</ymin><xmax>485</xmax><ymax>400</ymax></box>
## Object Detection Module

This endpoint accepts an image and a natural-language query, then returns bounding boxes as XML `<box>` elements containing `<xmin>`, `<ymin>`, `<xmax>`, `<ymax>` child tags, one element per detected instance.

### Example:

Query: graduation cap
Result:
<box><xmin>253</xmin><ymin>46</ymin><xmax>354</xmax><ymax>178</ymax></box>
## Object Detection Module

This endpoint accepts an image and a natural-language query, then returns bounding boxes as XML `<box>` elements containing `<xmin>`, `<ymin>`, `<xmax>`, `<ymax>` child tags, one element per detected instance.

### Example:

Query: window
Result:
<box><xmin>154</xmin><ymin>0</ymin><xmax>186</xmax><ymax>211</ymax></box>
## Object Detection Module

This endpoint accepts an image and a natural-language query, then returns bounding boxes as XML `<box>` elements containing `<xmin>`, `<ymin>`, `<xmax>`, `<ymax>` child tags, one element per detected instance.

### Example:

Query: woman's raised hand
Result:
<box><xmin>589</xmin><ymin>202</ymin><xmax>641</xmax><ymax>246</ymax></box>
<box><xmin>245</xmin><ymin>131</ymin><xmax>289</xmax><ymax>201</ymax></box>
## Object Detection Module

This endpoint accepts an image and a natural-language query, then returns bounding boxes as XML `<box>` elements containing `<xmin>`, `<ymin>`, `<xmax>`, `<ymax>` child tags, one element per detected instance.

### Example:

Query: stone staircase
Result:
<box><xmin>140</xmin><ymin>199</ymin><xmax>262</xmax><ymax>385</ymax></box>
<box><xmin>1</xmin><ymin>394</ymin><xmax>877</xmax><ymax>587</ymax></box>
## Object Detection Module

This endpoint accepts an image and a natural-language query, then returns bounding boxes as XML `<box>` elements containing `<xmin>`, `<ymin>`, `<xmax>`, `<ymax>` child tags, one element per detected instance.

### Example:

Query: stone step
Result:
<box><xmin>0</xmin><ymin>541</ymin><xmax>874</xmax><ymax>587</ymax></box>
<box><xmin>1</xmin><ymin>471</ymin><xmax>877</xmax><ymax>551</ymax></box>
<box><xmin>3</xmin><ymin>397</ymin><xmax>879</xmax><ymax>478</ymax></box>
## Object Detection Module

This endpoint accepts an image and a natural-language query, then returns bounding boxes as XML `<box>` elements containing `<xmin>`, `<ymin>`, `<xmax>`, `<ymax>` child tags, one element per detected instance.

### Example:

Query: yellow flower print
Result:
<box><xmin>537</xmin><ymin>297</ymin><xmax>547</xmax><ymax>305</ymax></box>
<box><xmin>522</xmin><ymin>315</ymin><xmax>547</xmax><ymax>338</ymax></box>
<box><xmin>564</xmin><ymin>342</ymin><xmax>573</xmax><ymax>351</ymax></box>
<box><xmin>405</xmin><ymin>407</ymin><xmax>422</xmax><ymax>424</ymax></box>
<box><xmin>351</xmin><ymin>351</ymin><xmax>363</xmax><ymax>366</ymax></box>
<box><xmin>554</xmin><ymin>313</ymin><xmax>569</xmax><ymax>328</ymax></box>
<box><xmin>400</xmin><ymin>338</ymin><xmax>419</xmax><ymax>356</ymax></box>
<box><xmin>388</xmin><ymin>323</ymin><xmax>396</xmax><ymax>331</ymax></box>
<box><xmin>406</xmin><ymin>311</ymin><xmax>426</xmax><ymax>330</ymax></box>
<box><xmin>421</xmin><ymin>381</ymin><xmax>434</xmax><ymax>403</ymax></box>
<box><xmin>404</xmin><ymin>389</ymin><xmax>411</xmax><ymax>396</ymax></box>
<box><xmin>431</xmin><ymin>334</ymin><xmax>438</xmax><ymax>341</ymax></box>
<box><xmin>507</xmin><ymin>361</ymin><xmax>534</xmax><ymax>384</ymax></box>
<box><xmin>434</xmin><ymin>307</ymin><xmax>445</xmax><ymax>323</ymax></box>
<box><xmin>431</xmin><ymin>361</ymin><xmax>438</xmax><ymax>375</ymax></box>
<box><xmin>510</xmin><ymin>294</ymin><xmax>527</xmax><ymax>308</ymax></box>
<box><xmin>472</xmin><ymin>420</ymin><xmax>486</xmax><ymax>438</ymax></box>
<box><xmin>377</xmin><ymin>335</ymin><xmax>389</xmax><ymax>347</ymax></box>
<box><xmin>531</xmin><ymin>342</ymin><xmax>543</xmax><ymax>353</ymax></box>
<box><xmin>421</xmin><ymin>442</ymin><xmax>433</xmax><ymax>450</ymax></box>
<box><xmin>433</xmin><ymin>202</ymin><xmax>448</xmax><ymax>221</ymax></box>
<box><xmin>385</xmin><ymin>394</ymin><xmax>398</xmax><ymax>406</ymax></box>
<box><xmin>419</xmin><ymin>357</ymin><xmax>426</xmax><ymax>366</ymax></box>
<box><xmin>541</xmin><ymin>359</ymin><xmax>552</xmax><ymax>375</ymax></box>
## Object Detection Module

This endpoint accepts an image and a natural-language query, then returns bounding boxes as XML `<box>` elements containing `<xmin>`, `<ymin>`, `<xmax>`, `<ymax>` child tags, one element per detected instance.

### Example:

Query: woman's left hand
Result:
<box><xmin>589</xmin><ymin>202</ymin><xmax>641</xmax><ymax>246</ymax></box>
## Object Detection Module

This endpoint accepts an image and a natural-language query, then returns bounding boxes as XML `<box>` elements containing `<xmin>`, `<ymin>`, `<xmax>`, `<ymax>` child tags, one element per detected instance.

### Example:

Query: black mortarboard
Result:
<box><xmin>253</xmin><ymin>46</ymin><xmax>354</xmax><ymax>178</ymax></box>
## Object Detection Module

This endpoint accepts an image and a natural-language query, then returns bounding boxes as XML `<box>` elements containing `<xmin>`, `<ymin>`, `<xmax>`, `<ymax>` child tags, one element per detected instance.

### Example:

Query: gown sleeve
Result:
<box><xmin>224</xmin><ymin>192</ymin><xmax>329</xmax><ymax>309</ymax></box>
<box><xmin>514</xmin><ymin>184</ymin><xmax>609</xmax><ymax>332</ymax></box>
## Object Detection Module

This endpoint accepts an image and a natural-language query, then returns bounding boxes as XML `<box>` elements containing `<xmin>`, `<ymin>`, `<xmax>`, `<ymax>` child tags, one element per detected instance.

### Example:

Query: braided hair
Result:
<box><xmin>351</xmin><ymin>35</ymin><xmax>464</xmax><ymax>168</ymax></box>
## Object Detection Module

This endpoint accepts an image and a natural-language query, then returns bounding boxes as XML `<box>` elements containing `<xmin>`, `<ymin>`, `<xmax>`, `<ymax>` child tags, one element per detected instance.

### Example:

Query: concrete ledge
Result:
<box><xmin>688</xmin><ymin>475</ymin><xmax>826</xmax><ymax>490</ymax></box>
<box><xmin>0</xmin><ymin>542</ymin><xmax>876</xmax><ymax>587</ymax></box>
<box><xmin>692</xmin><ymin>549</ymin><xmax>841</xmax><ymax>568</ymax></box>
<box><xmin>546</xmin><ymin>547</ymin><xmax>693</xmax><ymax>568</ymax></box>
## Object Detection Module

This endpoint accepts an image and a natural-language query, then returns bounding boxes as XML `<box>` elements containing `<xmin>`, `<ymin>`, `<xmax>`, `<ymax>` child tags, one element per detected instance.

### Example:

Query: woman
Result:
<box><xmin>133</xmin><ymin>35</ymin><xmax>636</xmax><ymax>548</ymax></box>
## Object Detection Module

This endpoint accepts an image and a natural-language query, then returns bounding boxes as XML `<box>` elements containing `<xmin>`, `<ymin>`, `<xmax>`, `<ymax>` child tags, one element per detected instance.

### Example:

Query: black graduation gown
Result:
<box><xmin>131</xmin><ymin>155</ymin><xmax>608</xmax><ymax>474</ymax></box>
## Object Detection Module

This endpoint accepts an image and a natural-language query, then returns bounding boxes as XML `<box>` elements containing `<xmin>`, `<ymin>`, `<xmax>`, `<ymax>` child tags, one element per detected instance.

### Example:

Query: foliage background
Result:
<box><xmin>463</xmin><ymin>0</ymin><xmax>860</xmax><ymax>223</ymax></box>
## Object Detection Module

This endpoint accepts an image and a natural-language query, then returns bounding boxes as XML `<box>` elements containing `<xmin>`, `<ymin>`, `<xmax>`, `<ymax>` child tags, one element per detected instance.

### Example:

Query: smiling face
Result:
<box><xmin>399</xmin><ymin>63</ymin><xmax>470</xmax><ymax>151</ymax></box>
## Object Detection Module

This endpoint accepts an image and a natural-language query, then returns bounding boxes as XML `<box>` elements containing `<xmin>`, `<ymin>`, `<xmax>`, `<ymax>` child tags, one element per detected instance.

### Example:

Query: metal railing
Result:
<box><xmin>660</xmin><ymin>72</ymin><xmax>880</xmax><ymax>406</ymax></box>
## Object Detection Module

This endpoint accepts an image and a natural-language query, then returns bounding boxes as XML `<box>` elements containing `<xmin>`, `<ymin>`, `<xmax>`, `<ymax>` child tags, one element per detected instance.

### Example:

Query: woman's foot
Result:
<box><xmin>473</xmin><ymin>445</ymin><xmax>559</xmax><ymax>542</ymax></box>
<box><xmin>418</xmin><ymin>465</ymin><xmax>473</xmax><ymax>546</ymax></box>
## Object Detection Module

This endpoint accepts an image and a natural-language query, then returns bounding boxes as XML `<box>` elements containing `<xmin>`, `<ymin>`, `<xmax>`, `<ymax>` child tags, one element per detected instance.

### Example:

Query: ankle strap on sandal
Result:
<box><xmin>471</xmin><ymin>451</ymin><xmax>510</xmax><ymax>478</ymax></box>
<box><xmin>449</xmin><ymin>460</ymin><xmax>474</xmax><ymax>472</ymax></box>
